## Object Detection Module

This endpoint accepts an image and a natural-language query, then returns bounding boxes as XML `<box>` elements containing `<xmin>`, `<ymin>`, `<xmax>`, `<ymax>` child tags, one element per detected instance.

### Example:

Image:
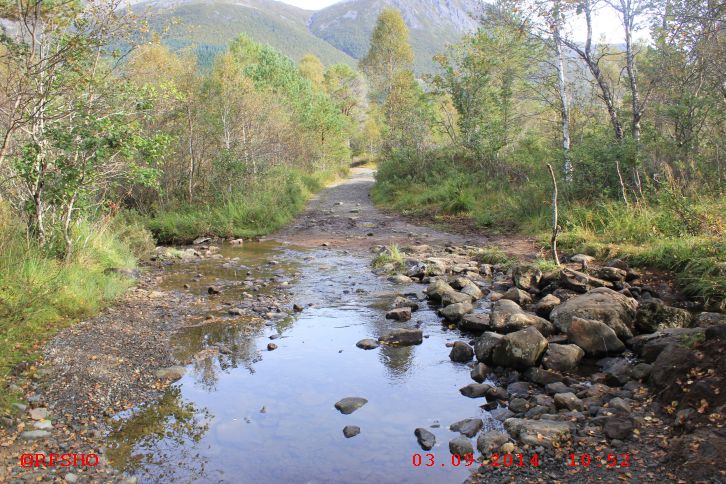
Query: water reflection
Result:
<box><xmin>107</xmin><ymin>387</ymin><xmax>211</xmax><ymax>482</ymax></box>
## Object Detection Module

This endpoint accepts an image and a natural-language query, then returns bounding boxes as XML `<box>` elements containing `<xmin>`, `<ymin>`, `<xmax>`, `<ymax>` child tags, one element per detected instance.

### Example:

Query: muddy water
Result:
<box><xmin>108</xmin><ymin>242</ymin><xmax>498</xmax><ymax>483</ymax></box>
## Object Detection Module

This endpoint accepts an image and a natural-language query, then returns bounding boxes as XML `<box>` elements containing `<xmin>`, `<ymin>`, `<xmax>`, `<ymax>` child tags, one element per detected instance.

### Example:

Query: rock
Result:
<box><xmin>334</xmin><ymin>397</ymin><xmax>368</xmax><ymax>415</ymax></box>
<box><xmin>567</xmin><ymin>317</ymin><xmax>625</xmax><ymax>356</ymax></box>
<box><xmin>32</xmin><ymin>420</ymin><xmax>52</xmax><ymax>430</ymax></box>
<box><xmin>635</xmin><ymin>301</ymin><xmax>693</xmax><ymax>333</ymax></box>
<box><xmin>459</xmin><ymin>383</ymin><xmax>491</xmax><ymax>398</ymax></box>
<box><xmin>534</xmin><ymin>294</ymin><xmax>561</xmax><ymax>318</ymax></box>
<box><xmin>571</xmin><ymin>254</ymin><xmax>595</xmax><ymax>266</ymax></box>
<box><xmin>502</xmin><ymin>287</ymin><xmax>533</xmax><ymax>305</ymax></box>
<box><xmin>509</xmin><ymin>397</ymin><xmax>529</xmax><ymax>413</ymax></box>
<box><xmin>490</xmin><ymin>300</ymin><xmax>554</xmax><ymax>336</ymax></box>
<box><xmin>649</xmin><ymin>344</ymin><xmax>697</xmax><ymax>390</ymax></box>
<box><xmin>559</xmin><ymin>268</ymin><xmax>611</xmax><ymax>293</ymax></box>
<box><xmin>630</xmin><ymin>363</ymin><xmax>652</xmax><ymax>381</ymax></box>
<box><xmin>20</xmin><ymin>430</ymin><xmax>50</xmax><ymax>440</ymax></box>
<box><xmin>343</xmin><ymin>425</ymin><xmax>361</xmax><ymax>438</ymax></box>
<box><xmin>459</xmin><ymin>314</ymin><xmax>491</xmax><ymax>332</ymax></box>
<box><xmin>379</xmin><ymin>329</ymin><xmax>423</xmax><ymax>346</ymax></box>
<box><xmin>475</xmin><ymin>332</ymin><xmax>504</xmax><ymax>363</ymax></box>
<box><xmin>64</xmin><ymin>473</ymin><xmax>78</xmax><ymax>483</ymax></box>
<box><xmin>267</xmin><ymin>343</ymin><xmax>278</xmax><ymax>351</ymax></box>
<box><xmin>207</xmin><ymin>286</ymin><xmax>221</xmax><ymax>295</ymax></box>
<box><xmin>606</xmin><ymin>397</ymin><xmax>631</xmax><ymax>414</ymax></box>
<box><xmin>477</xmin><ymin>431</ymin><xmax>510</xmax><ymax>455</ymax></box>
<box><xmin>441</xmin><ymin>291</ymin><xmax>473</xmax><ymax>306</ymax></box>
<box><xmin>507</xmin><ymin>381</ymin><xmax>532</xmax><ymax>397</ymax></box>
<box><xmin>356</xmin><ymin>339</ymin><xmax>380</xmax><ymax>350</ymax></box>
<box><xmin>486</xmin><ymin>386</ymin><xmax>508</xmax><ymax>400</ymax></box>
<box><xmin>554</xmin><ymin>392</ymin><xmax>584</xmax><ymax>411</ymax></box>
<box><xmin>460</xmin><ymin>283</ymin><xmax>484</xmax><ymax>300</ymax></box>
<box><xmin>28</xmin><ymin>407</ymin><xmax>49</xmax><ymax>421</ymax></box>
<box><xmin>594</xmin><ymin>266</ymin><xmax>627</xmax><ymax>282</ymax></box>
<box><xmin>705</xmin><ymin>324</ymin><xmax>726</xmax><ymax>340</ymax></box>
<box><xmin>155</xmin><ymin>366</ymin><xmax>186</xmax><ymax>381</ymax></box>
<box><xmin>470</xmin><ymin>363</ymin><xmax>491</xmax><ymax>383</ymax></box>
<box><xmin>604</xmin><ymin>417</ymin><xmax>634</xmax><ymax>440</ymax></box>
<box><xmin>503</xmin><ymin>418</ymin><xmax>571</xmax><ymax>449</ymax></box>
<box><xmin>449</xmin><ymin>436</ymin><xmax>474</xmax><ymax>456</ymax></box>
<box><xmin>513</xmin><ymin>264</ymin><xmax>543</xmax><ymax>290</ymax></box>
<box><xmin>415</xmin><ymin>428</ymin><xmax>436</xmax><ymax>450</ymax></box>
<box><xmin>523</xmin><ymin>367</ymin><xmax>562</xmax><ymax>386</ymax></box>
<box><xmin>450</xmin><ymin>418</ymin><xmax>483</xmax><ymax>437</ymax></box>
<box><xmin>386</xmin><ymin>307</ymin><xmax>412</xmax><ymax>321</ymax></box>
<box><xmin>545</xmin><ymin>382</ymin><xmax>573</xmax><ymax>394</ymax></box>
<box><xmin>425</xmin><ymin>280</ymin><xmax>456</xmax><ymax>302</ymax></box>
<box><xmin>695</xmin><ymin>312</ymin><xmax>726</xmax><ymax>327</ymax></box>
<box><xmin>606</xmin><ymin>258</ymin><xmax>629</xmax><ymax>271</ymax></box>
<box><xmin>491</xmin><ymin>327</ymin><xmax>549</xmax><ymax>369</ymax></box>
<box><xmin>542</xmin><ymin>344</ymin><xmax>585</xmax><ymax>372</ymax></box>
<box><xmin>449</xmin><ymin>341</ymin><xmax>474</xmax><ymax>362</ymax></box>
<box><xmin>391</xmin><ymin>296</ymin><xmax>419</xmax><ymax>311</ymax></box>
<box><xmin>388</xmin><ymin>274</ymin><xmax>413</xmax><ymax>284</ymax></box>
<box><xmin>550</xmin><ymin>287</ymin><xmax>637</xmax><ymax>340</ymax></box>
<box><xmin>602</xmin><ymin>359</ymin><xmax>632</xmax><ymax>387</ymax></box>
<box><xmin>229</xmin><ymin>238</ymin><xmax>244</xmax><ymax>245</ymax></box>
<box><xmin>627</xmin><ymin>327</ymin><xmax>703</xmax><ymax>361</ymax></box>
<box><xmin>440</xmin><ymin>302</ymin><xmax>473</xmax><ymax>322</ymax></box>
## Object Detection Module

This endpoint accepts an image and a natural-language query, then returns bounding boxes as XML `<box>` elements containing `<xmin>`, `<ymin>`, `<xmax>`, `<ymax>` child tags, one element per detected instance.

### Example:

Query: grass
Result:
<box><xmin>0</xmin><ymin>205</ymin><xmax>154</xmax><ymax>410</ymax></box>
<box><xmin>372</xmin><ymin>244</ymin><xmax>405</xmax><ymax>272</ymax></box>
<box><xmin>147</xmin><ymin>167</ymin><xmax>341</xmax><ymax>244</ymax></box>
<box><xmin>372</xmin><ymin>150</ymin><xmax>725</xmax><ymax>303</ymax></box>
<box><xmin>476</xmin><ymin>246</ymin><xmax>516</xmax><ymax>268</ymax></box>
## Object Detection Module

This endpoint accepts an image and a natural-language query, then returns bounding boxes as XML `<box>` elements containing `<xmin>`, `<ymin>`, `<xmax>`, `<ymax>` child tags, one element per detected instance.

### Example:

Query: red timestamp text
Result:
<box><xmin>412</xmin><ymin>453</ymin><xmax>540</xmax><ymax>468</ymax></box>
<box><xmin>568</xmin><ymin>453</ymin><xmax>631</xmax><ymax>468</ymax></box>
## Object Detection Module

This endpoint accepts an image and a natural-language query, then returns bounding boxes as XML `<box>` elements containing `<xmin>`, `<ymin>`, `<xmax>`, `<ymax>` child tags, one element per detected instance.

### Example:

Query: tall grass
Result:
<box><xmin>373</xmin><ymin>150</ymin><xmax>725</xmax><ymax>303</ymax></box>
<box><xmin>147</xmin><ymin>167</ymin><xmax>340</xmax><ymax>244</ymax></box>
<box><xmin>0</xmin><ymin>204</ymin><xmax>153</xmax><ymax>407</ymax></box>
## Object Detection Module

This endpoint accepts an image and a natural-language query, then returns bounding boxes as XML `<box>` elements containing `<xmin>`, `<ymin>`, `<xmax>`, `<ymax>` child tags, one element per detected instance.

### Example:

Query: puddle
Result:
<box><xmin>108</xmin><ymin>242</ymin><xmax>497</xmax><ymax>483</ymax></box>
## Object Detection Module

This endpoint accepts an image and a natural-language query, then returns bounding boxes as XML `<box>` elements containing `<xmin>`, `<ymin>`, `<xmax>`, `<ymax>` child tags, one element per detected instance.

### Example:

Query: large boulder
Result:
<box><xmin>440</xmin><ymin>302</ymin><xmax>474</xmax><ymax>322</ymax></box>
<box><xmin>503</xmin><ymin>418</ymin><xmax>572</xmax><ymax>449</ymax></box>
<box><xmin>474</xmin><ymin>332</ymin><xmax>504</xmax><ymax>363</ymax></box>
<box><xmin>534</xmin><ymin>294</ymin><xmax>561</xmax><ymax>318</ymax></box>
<box><xmin>542</xmin><ymin>344</ymin><xmax>585</xmax><ymax>372</ymax></box>
<box><xmin>695</xmin><ymin>312</ymin><xmax>726</xmax><ymax>328</ymax></box>
<box><xmin>491</xmin><ymin>327</ymin><xmax>548</xmax><ymax>369</ymax></box>
<box><xmin>513</xmin><ymin>264</ymin><xmax>543</xmax><ymax>290</ymax></box>
<box><xmin>627</xmin><ymin>327</ymin><xmax>704</xmax><ymax>362</ymax></box>
<box><xmin>459</xmin><ymin>314</ymin><xmax>491</xmax><ymax>332</ymax></box>
<box><xmin>441</xmin><ymin>291</ymin><xmax>474</xmax><ymax>306</ymax></box>
<box><xmin>550</xmin><ymin>287</ymin><xmax>638</xmax><ymax>340</ymax></box>
<box><xmin>634</xmin><ymin>301</ymin><xmax>693</xmax><ymax>334</ymax></box>
<box><xmin>559</xmin><ymin>268</ymin><xmax>612</xmax><ymax>293</ymax></box>
<box><xmin>567</xmin><ymin>317</ymin><xmax>625</xmax><ymax>356</ymax></box>
<box><xmin>425</xmin><ymin>279</ymin><xmax>455</xmax><ymax>302</ymax></box>
<box><xmin>502</xmin><ymin>287</ymin><xmax>533</xmax><ymax>305</ymax></box>
<box><xmin>649</xmin><ymin>343</ymin><xmax>698</xmax><ymax>390</ymax></box>
<box><xmin>490</xmin><ymin>300</ymin><xmax>555</xmax><ymax>336</ymax></box>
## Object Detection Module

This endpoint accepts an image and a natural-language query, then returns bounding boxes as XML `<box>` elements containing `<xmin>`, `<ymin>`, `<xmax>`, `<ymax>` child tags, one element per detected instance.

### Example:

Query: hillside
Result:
<box><xmin>309</xmin><ymin>0</ymin><xmax>483</xmax><ymax>72</ymax></box>
<box><xmin>133</xmin><ymin>0</ymin><xmax>356</xmax><ymax>66</ymax></box>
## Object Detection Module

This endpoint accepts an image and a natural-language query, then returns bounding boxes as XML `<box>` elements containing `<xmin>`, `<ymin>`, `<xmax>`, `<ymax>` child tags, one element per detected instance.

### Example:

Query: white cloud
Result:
<box><xmin>276</xmin><ymin>0</ymin><xmax>341</xmax><ymax>9</ymax></box>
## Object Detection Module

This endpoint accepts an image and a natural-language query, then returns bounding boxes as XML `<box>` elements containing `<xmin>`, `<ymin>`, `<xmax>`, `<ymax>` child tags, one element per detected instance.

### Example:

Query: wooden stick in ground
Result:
<box><xmin>546</xmin><ymin>163</ymin><xmax>561</xmax><ymax>266</ymax></box>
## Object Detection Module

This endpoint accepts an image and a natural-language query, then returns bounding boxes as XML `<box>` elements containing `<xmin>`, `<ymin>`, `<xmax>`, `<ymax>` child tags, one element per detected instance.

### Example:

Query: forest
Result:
<box><xmin>0</xmin><ymin>0</ymin><xmax>723</xmax><ymax>405</ymax></box>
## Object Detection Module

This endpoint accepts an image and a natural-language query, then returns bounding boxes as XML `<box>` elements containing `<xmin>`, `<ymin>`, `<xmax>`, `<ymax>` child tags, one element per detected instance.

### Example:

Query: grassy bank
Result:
<box><xmin>0</xmin><ymin>206</ymin><xmax>154</xmax><ymax>408</ymax></box>
<box><xmin>372</xmin><ymin>151</ymin><xmax>725</xmax><ymax>305</ymax></box>
<box><xmin>147</xmin><ymin>167</ymin><xmax>343</xmax><ymax>244</ymax></box>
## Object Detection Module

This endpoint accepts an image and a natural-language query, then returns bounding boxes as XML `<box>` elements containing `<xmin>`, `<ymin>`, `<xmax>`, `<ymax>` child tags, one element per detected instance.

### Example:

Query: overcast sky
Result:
<box><xmin>276</xmin><ymin>0</ymin><xmax>643</xmax><ymax>43</ymax></box>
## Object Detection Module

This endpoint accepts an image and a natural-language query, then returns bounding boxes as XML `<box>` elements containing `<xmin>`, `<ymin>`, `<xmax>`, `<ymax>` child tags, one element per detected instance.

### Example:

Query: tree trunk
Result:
<box><xmin>546</xmin><ymin>163</ymin><xmax>561</xmax><ymax>265</ymax></box>
<box><xmin>553</xmin><ymin>0</ymin><xmax>572</xmax><ymax>179</ymax></box>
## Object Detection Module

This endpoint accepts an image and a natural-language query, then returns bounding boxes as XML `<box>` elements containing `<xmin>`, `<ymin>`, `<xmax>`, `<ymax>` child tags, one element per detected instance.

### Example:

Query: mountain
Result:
<box><xmin>309</xmin><ymin>0</ymin><xmax>483</xmax><ymax>72</ymax></box>
<box><xmin>133</xmin><ymin>0</ymin><xmax>356</xmax><ymax>67</ymax></box>
<box><xmin>133</xmin><ymin>0</ymin><xmax>483</xmax><ymax>72</ymax></box>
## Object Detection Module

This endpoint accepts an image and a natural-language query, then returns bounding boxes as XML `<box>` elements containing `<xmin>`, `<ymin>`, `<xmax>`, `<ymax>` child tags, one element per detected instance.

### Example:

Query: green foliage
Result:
<box><xmin>147</xmin><ymin>168</ymin><xmax>337</xmax><ymax>244</ymax></box>
<box><xmin>372</xmin><ymin>244</ymin><xmax>405</xmax><ymax>271</ymax></box>
<box><xmin>0</xmin><ymin>203</ymin><xmax>147</xmax><ymax>405</ymax></box>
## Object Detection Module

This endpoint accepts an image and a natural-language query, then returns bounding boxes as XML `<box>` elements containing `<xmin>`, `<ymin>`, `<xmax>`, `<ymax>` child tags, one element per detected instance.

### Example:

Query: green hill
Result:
<box><xmin>134</xmin><ymin>0</ymin><xmax>355</xmax><ymax>67</ymax></box>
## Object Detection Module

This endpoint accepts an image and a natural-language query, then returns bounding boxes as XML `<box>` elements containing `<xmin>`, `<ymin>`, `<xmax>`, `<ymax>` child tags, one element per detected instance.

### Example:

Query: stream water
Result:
<box><xmin>107</xmin><ymin>242</ymin><xmax>498</xmax><ymax>483</ymax></box>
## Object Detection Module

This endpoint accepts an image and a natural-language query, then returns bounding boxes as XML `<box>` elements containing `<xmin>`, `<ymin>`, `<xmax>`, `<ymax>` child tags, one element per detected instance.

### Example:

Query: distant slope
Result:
<box><xmin>134</xmin><ymin>0</ymin><xmax>355</xmax><ymax>67</ymax></box>
<box><xmin>309</xmin><ymin>0</ymin><xmax>483</xmax><ymax>73</ymax></box>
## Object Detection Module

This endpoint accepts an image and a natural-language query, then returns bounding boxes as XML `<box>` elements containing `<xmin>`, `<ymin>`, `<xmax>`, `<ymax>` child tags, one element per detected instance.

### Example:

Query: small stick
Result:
<box><xmin>546</xmin><ymin>163</ymin><xmax>561</xmax><ymax>266</ymax></box>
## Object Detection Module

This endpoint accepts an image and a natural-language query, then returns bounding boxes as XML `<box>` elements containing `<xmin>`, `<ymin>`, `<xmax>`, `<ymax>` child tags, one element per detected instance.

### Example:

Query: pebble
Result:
<box><xmin>267</xmin><ymin>343</ymin><xmax>278</xmax><ymax>351</ymax></box>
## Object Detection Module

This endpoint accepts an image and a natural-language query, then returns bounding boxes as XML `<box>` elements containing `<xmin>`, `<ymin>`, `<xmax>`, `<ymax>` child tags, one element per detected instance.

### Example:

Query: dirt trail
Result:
<box><xmin>271</xmin><ymin>167</ymin><xmax>539</xmax><ymax>256</ymax></box>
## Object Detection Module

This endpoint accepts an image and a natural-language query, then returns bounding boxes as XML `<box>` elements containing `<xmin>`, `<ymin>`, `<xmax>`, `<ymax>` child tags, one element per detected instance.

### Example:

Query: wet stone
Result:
<box><xmin>449</xmin><ymin>341</ymin><xmax>474</xmax><ymax>363</ymax></box>
<box><xmin>449</xmin><ymin>436</ymin><xmax>474</xmax><ymax>456</ymax></box>
<box><xmin>450</xmin><ymin>418</ymin><xmax>483</xmax><ymax>438</ymax></box>
<box><xmin>334</xmin><ymin>397</ymin><xmax>368</xmax><ymax>415</ymax></box>
<box><xmin>356</xmin><ymin>339</ymin><xmax>380</xmax><ymax>350</ymax></box>
<box><xmin>343</xmin><ymin>425</ymin><xmax>361</xmax><ymax>438</ymax></box>
<box><xmin>415</xmin><ymin>428</ymin><xmax>436</xmax><ymax>451</ymax></box>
